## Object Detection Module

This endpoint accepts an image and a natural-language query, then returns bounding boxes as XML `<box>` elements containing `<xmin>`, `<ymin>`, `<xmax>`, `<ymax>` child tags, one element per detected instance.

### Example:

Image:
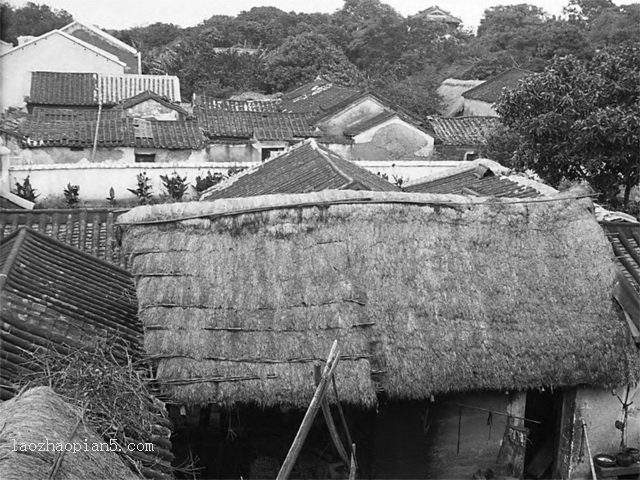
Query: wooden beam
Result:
<box><xmin>277</xmin><ymin>341</ymin><xmax>340</xmax><ymax>480</ymax></box>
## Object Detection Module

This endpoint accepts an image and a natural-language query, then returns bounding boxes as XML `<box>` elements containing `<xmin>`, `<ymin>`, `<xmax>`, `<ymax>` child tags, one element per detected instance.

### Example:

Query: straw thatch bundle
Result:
<box><xmin>0</xmin><ymin>387</ymin><xmax>138</xmax><ymax>480</ymax></box>
<box><xmin>118</xmin><ymin>190</ymin><xmax>639</xmax><ymax>408</ymax></box>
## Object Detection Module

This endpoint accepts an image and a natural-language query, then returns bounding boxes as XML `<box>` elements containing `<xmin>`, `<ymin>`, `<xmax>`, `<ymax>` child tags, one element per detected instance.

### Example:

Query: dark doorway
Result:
<box><xmin>524</xmin><ymin>389</ymin><xmax>563</xmax><ymax>479</ymax></box>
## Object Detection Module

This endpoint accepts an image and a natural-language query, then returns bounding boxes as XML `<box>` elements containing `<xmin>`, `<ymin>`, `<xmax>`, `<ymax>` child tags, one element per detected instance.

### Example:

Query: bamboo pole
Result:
<box><xmin>314</xmin><ymin>365</ymin><xmax>350</xmax><ymax>466</ymax></box>
<box><xmin>581</xmin><ymin>420</ymin><xmax>597</xmax><ymax>480</ymax></box>
<box><xmin>349</xmin><ymin>443</ymin><xmax>357</xmax><ymax>480</ymax></box>
<box><xmin>277</xmin><ymin>340</ymin><xmax>340</xmax><ymax>480</ymax></box>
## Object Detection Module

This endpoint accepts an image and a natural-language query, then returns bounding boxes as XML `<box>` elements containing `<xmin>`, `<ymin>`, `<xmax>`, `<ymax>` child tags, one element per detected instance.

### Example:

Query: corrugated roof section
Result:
<box><xmin>99</xmin><ymin>74</ymin><xmax>181</xmax><ymax>103</ymax></box>
<box><xmin>201</xmin><ymin>140</ymin><xmax>400</xmax><ymax>200</ymax></box>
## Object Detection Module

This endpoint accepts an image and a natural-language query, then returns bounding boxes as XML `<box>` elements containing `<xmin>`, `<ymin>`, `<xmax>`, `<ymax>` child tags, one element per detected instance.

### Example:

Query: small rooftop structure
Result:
<box><xmin>200</xmin><ymin>139</ymin><xmax>400</xmax><ymax>200</ymax></box>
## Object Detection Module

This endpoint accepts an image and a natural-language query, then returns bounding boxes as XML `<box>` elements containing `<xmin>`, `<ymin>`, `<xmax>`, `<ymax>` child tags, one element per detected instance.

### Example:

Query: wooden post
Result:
<box><xmin>314</xmin><ymin>365</ymin><xmax>350</xmax><ymax>466</ymax></box>
<box><xmin>277</xmin><ymin>341</ymin><xmax>340</xmax><ymax>480</ymax></box>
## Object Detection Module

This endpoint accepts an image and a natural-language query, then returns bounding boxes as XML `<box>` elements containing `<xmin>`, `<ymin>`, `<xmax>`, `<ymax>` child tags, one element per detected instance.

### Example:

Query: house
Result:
<box><xmin>427</xmin><ymin>116</ymin><xmax>501</xmax><ymax>160</ymax></box>
<box><xmin>0</xmin><ymin>30</ymin><xmax>126</xmax><ymax>112</ymax></box>
<box><xmin>461</xmin><ymin>68</ymin><xmax>533</xmax><ymax>116</ymax></box>
<box><xmin>118</xmin><ymin>190</ymin><xmax>638</xmax><ymax>479</ymax></box>
<box><xmin>200</xmin><ymin>139</ymin><xmax>400</xmax><ymax>201</ymax></box>
<box><xmin>278</xmin><ymin>79</ymin><xmax>438</xmax><ymax>170</ymax></box>
<box><xmin>194</xmin><ymin>94</ymin><xmax>318</xmax><ymax>163</ymax></box>
<box><xmin>411</xmin><ymin>6</ymin><xmax>462</xmax><ymax>27</ymax></box>
<box><xmin>404</xmin><ymin>159</ymin><xmax>552</xmax><ymax>198</ymax></box>
<box><xmin>5</xmin><ymin>109</ymin><xmax>207</xmax><ymax>201</ymax></box>
<box><xmin>60</xmin><ymin>21</ymin><xmax>141</xmax><ymax>74</ymax></box>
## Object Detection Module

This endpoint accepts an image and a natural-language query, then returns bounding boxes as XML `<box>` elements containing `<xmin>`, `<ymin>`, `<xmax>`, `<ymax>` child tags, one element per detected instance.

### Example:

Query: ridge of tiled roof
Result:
<box><xmin>118</xmin><ymin>90</ymin><xmax>188</xmax><ymax>115</ymax></box>
<box><xmin>193</xmin><ymin>94</ymin><xmax>282</xmax><ymax>113</ymax></box>
<box><xmin>462</xmin><ymin>68</ymin><xmax>533</xmax><ymax>104</ymax></box>
<box><xmin>200</xmin><ymin>139</ymin><xmax>400</xmax><ymax>200</ymax></box>
<box><xmin>429</xmin><ymin>116</ymin><xmax>501</xmax><ymax>145</ymax></box>
<box><xmin>195</xmin><ymin>107</ymin><xmax>317</xmax><ymax>141</ymax></box>
<box><xmin>22</xmin><ymin>113</ymin><xmax>205</xmax><ymax>149</ymax></box>
<box><xmin>404</xmin><ymin>161</ymin><xmax>542</xmax><ymax>198</ymax></box>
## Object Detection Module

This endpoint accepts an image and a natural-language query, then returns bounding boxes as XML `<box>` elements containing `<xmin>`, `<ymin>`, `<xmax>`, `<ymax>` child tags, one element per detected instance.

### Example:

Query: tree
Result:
<box><xmin>0</xmin><ymin>1</ymin><xmax>73</xmax><ymax>44</ymax></box>
<box><xmin>496</xmin><ymin>45</ymin><xmax>639</xmax><ymax>208</ymax></box>
<box><xmin>262</xmin><ymin>32</ymin><xmax>362</xmax><ymax>92</ymax></box>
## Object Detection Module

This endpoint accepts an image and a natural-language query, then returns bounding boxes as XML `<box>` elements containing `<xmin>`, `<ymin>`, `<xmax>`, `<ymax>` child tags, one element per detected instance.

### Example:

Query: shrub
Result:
<box><xmin>63</xmin><ymin>183</ymin><xmax>80</xmax><ymax>208</ymax></box>
<box><xmin>160</xmin><ymin>171</ymin><xmax>188</xmax><ymax>201</ymax></box>
<box><xmin>127</xmin><ymin>172</ymin><xmax>153</xmax><ymax>205</ymax></box>
<box><xmin>193</xmin><ymin>170</ymin><xmax>226</xmax><ymax>193</ymax></box>
<box><xmin>14</xmin><ymin>175</ymin><xmax>38</xmax><ymax>202</ymax></box>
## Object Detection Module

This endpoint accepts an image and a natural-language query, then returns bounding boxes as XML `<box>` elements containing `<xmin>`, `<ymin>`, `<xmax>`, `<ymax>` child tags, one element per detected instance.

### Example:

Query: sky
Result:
<box><xmin>5</xmin><ymin>0</ymin><xmax>638</xmax><ymax>30</ymax></box>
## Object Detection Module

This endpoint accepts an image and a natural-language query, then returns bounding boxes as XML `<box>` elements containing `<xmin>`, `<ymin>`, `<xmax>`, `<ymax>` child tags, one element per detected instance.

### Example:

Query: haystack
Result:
<box><xmin>118</xmin><ymin>190</ymin><xmax>639</xmax><ymax>408</ymax></box>
<box><xmin>0</xmin><ymin>387</ymin><xmax>138</xmax><ymax>480</ymax></box>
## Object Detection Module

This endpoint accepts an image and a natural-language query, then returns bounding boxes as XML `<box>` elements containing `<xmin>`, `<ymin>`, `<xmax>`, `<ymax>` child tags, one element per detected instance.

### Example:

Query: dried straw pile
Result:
<box><xmin>17</xmin><ymin>338</ymin><xmax>174</xmax><ymax>480</ymax></box>
<box><xmin>119</xmin><ymin>190</ymin><xmax>639</xmax><ymax>408</ymax></box>
<box><xmin>0</xmin><ymin>386</ymin><xmax>138</xmax><ymax>480</ymax></box>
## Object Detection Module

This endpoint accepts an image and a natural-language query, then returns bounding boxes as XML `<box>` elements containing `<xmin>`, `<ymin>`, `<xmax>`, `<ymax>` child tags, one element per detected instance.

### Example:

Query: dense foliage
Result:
<box><xmin>496</xmin><ymin>45</ymin><xmax>639</xmax><ymax>208</ymax></box>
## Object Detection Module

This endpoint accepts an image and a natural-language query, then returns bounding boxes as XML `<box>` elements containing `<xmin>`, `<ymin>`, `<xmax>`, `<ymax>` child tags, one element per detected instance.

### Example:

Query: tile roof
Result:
<box><xmin>428</xmin><ymin>116</ymin><xmax>501</xmax><ymax>145</ymax></box>
<box><xmin>404</xmin><ymin>164</ymin><xmax>542</xmax><ymax>198</ymax></box>
<box><xmin>195</xmin><ymin>108</ymin><xmax>317</xmax><ymax>141</ymax></box>
<box><xmin>29</xmin><ymin>72</ymin><xmax>99</xmax><ymax>106</ymax></box>
<box><xmin>28</xmin><ymin>72</ymin><xmax>181</xmax><ymax>107</ymax></box>
<box><xmin>280</xmin><ymin>78</ymin><xmax>360</xmax><ymax>114</ymax></box>
<box><xmin>602</xmin><ymin>221</ymin><xmax>640</xmax><ymax>342</ymax></box>
<box><xmin>462</xmin><ymin>68</ymin><xmax>533</xmax><ymax>104</ymax></box>
<box><xmin>193</xmin><ymin>94</ymin><xmax>281</xmax><ymax>112</ymax></box>
<box><xmin>22</xmin><ymin>111</ymin><xmax>206</xmax><ymax>149</ymax></box>
<box><xmin>200</xmin><ymin>139</ymin><xmax>400</xmax><ymax>200</ymax></box>
<box><xmin>0</xmin><ymin>208</ymin><xmax>126</xmax><ymax>266</ymax></box>
<box><xmin>118</xmin><ymin>90</ymin><xmax>188</xmax><ymax>116</ymax></box>
<box><xmin>0</xmin><ymin>227</ymin><xmax>141</xmax><ymax>398</ymax></box>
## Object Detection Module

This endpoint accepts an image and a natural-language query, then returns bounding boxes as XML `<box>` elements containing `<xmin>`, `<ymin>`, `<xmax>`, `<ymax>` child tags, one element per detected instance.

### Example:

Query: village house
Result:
<box><xmin>0</xmin><ymin>20</ymin><xmax>147</xmax><ymax>113</ymax></box>
<box><xmin>461</xmin><ymin>68</ymin><xmax>533</xmax><ymax>117</ymax></box>
<box><xmin>193</xmin><ymin>93</ymin><xmax>319</xmax><ymax>163</ymax></box>
<box><xmin>410</xmin><ymin>6</ymin><xmax>463</xmax><ymax>28</ymax></box>
<box><xmin>118</xmin><ymin>190</ymin><xmax>638</xmax><ymax>479</ymax></box>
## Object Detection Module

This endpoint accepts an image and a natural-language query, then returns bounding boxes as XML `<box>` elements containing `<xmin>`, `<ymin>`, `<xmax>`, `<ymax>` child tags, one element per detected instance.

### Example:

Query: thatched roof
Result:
<box><xmin>118</xmin><ymin>191</ymin><xmax>639</xmax><ymax>408</ymax></box>
<box><xmin>0</xmin><ymin>387</ymin><xmax>138</xmax><ymax>480</ymax></box>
